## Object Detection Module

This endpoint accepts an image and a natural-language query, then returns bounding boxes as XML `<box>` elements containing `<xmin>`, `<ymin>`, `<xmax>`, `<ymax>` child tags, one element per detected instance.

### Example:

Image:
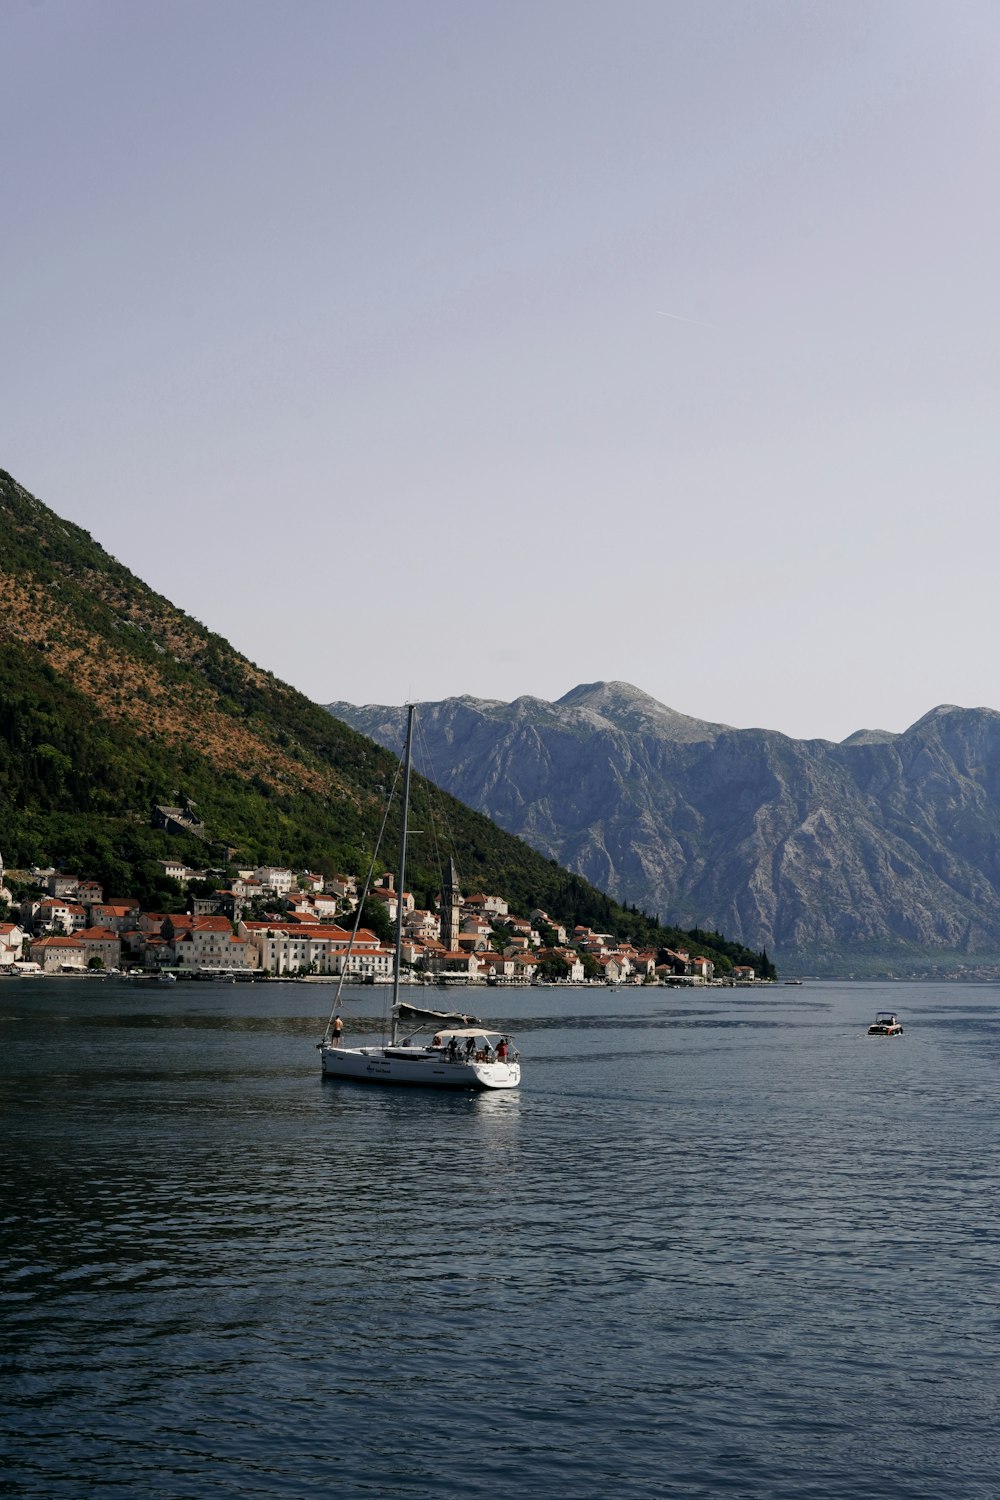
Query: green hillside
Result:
<box><xmin>0</xmin><ymin>468</ymin><xmax>772</xmax><ymax>974</ymax></box>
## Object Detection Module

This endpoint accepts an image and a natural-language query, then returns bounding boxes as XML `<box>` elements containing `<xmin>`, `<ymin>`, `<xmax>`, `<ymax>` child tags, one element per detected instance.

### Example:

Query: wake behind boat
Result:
<box><xmin>318</xmin><ymin>705</ymin><xmax>521</xmax><ymax>1091</ymax></box>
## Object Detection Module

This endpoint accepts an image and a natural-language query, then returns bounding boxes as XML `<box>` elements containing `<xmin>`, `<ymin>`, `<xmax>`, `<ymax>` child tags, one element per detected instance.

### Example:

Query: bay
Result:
<box><xmin>2</xmin><ymin>977</ymin><xmax>998</xmax><ymax>1498</ymax></box>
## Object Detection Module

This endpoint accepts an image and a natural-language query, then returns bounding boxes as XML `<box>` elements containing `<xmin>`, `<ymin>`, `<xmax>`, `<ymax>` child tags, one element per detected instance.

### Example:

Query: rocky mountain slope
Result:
<box><xmin>328</xmin><ymin>684</ymin><xmax>1000</xmax><ymax>969</ymax></box>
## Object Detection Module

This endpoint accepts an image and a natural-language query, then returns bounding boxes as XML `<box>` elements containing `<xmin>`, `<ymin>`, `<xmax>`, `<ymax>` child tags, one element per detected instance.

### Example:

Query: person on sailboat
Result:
<box><xmin>332</xmin><ymin>1016</ymin><xmax>343</xmax><ymax>1046</ymax></box>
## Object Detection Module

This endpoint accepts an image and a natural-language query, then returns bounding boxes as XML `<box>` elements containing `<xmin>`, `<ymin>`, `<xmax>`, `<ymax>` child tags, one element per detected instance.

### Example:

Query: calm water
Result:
<box><xmin>2</xmin><ymin>978</ymin><xmax>999</xmax><ymax>1498</ymax></box>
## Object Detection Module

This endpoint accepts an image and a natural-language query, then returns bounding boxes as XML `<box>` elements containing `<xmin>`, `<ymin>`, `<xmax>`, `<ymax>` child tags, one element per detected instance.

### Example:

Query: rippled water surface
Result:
<box><xmin>2</xmin><ymin>978</ymin><xmax>999</xmax><ymax>1498</ymax></box>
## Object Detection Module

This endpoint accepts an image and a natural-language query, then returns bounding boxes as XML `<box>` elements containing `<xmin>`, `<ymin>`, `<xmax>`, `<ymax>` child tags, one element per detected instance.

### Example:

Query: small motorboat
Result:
<box><xmin>868</xmin><ymin>1011</ymin><xmax>903</xmax><ymax>1037</ymax></box>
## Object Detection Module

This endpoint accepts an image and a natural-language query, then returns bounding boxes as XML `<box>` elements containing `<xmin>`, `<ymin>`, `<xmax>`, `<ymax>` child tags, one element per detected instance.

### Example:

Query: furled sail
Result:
<box><xmin>396</xmin><ymin>1001</ymin><xmax>482</xmax><ymax>1028</ymax></box>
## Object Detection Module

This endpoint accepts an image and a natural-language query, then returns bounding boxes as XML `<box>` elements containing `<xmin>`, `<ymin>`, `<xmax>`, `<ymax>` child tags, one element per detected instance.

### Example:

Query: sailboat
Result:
<box><xmin>318</xmin><ymin>704</ymin><xmax>521</xmax><ymax>1090</ymax></box>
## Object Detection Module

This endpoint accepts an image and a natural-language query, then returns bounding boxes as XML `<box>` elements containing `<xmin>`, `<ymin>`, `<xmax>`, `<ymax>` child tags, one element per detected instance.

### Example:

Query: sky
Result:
<box><xmin>2</xmin><ymin>0</ymin><xmax>999</xmax><ymax>743</ymax></box>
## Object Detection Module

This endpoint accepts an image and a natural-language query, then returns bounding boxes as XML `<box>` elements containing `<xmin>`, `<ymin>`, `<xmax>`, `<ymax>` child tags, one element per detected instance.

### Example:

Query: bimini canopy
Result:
<box><xmin>432</xmin><ymin>1028</ymin><xmax>508</xmax><ymax>1042</ymax></box>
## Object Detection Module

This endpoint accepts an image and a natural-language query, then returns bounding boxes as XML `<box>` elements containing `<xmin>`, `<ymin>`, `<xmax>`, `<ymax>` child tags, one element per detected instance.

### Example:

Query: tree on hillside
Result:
<box><xmin>758</xmin><ymin>947</ymin><xmax>777</xmax><ymax>981</ymax></box>
<box><xmin>489</xmin><ymin>922</ymin><xmax>508</xmax><ymax>952</ymax></box>
<box><xmin>355</xmin><ymin>897</ymin><xmax>394</xmax><ymax>946</ymax></box>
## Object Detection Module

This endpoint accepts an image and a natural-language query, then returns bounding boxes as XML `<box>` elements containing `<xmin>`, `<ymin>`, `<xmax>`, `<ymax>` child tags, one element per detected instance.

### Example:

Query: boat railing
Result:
<box><xmin>437</xmin><ymin>1044</ymin><xmax>519</xmax><ymax>1065</ymax></box>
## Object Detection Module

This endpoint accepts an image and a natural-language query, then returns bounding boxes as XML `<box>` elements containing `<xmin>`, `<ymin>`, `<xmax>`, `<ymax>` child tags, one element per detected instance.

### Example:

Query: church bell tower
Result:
<box><xmin>439</xmin><ymin>858</ymin><xmax>461</xmax><ymax>951</ymax></box>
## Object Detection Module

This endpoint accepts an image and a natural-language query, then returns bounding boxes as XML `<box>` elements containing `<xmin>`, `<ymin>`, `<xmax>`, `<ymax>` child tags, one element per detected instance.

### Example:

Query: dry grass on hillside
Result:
<box><xmin>0</xmin><ymin>571</ymin><xmax>346</xmax><ymax>799</ymax></box>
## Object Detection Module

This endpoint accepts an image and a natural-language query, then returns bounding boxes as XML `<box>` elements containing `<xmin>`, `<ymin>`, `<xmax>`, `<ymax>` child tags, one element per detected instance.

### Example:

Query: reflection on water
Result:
<box><xmin>2</xmin><ymin>978</ymin><xmax>999</xmax><ymax>1498</ymax></box>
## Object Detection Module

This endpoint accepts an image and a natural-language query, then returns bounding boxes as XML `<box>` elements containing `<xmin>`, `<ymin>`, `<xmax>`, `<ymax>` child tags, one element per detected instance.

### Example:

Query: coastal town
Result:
<box><xmin>0</xmin><ymin>852</ymin><xmax>757</xmax><ymax>986</ymax></box>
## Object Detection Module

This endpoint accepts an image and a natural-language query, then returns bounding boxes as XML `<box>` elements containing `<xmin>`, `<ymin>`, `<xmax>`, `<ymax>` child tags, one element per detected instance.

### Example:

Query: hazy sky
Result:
<box><xmin>3</xmin><ymin>0</ymin><xmax>999</xmax><ymax>742</ymax></box>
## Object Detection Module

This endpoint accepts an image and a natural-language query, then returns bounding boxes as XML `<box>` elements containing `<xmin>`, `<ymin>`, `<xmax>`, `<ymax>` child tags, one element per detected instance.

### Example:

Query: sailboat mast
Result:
<box><xmin>390</xmin><ymin>703</ymin><xmax>415</xmax><ymax>1043</ymax></box>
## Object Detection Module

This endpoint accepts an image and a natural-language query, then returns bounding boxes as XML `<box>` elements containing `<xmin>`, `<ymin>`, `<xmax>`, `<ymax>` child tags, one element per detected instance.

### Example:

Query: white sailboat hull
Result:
<box><xmin>320</xmin><ymin>1044</ymin><xmax>520</xmax><ymax>1090</ymax></box>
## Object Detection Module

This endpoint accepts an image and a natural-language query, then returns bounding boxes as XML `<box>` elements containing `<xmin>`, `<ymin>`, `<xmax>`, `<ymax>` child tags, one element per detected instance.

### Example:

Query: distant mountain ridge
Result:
<box><xmin>327</xmin><ymin>684</ymin><xmax>1000</xmax><ymax>970</ymax></box>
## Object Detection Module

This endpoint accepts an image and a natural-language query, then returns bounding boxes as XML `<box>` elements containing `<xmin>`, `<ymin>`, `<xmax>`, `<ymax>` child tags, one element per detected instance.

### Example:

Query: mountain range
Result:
<box><xmin>0</xmin><ymin>468</ymin><xmax>768</xmax><ymax>974</ymax></box>
<box><xmin>327</xmin><ymin>683</ymin><xmax>1000</xmax><ymax>973</ymax></box>
<box><xmin>12</xmin><ymin>455</ymin><xmax>993</xmax><ymax>978</ymax></box>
